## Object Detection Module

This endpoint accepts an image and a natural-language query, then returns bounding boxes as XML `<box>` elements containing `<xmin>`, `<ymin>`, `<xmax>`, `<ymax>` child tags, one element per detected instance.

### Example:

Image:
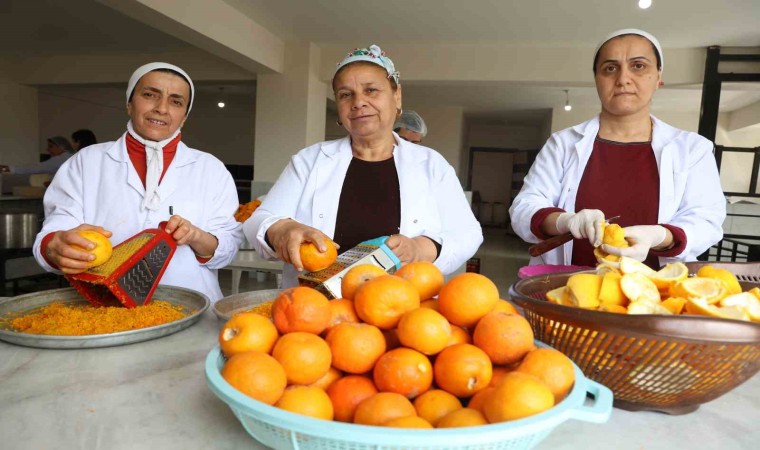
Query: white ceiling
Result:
<box><xmin>3</xmin><ymin>0</ymin><xmax>760</xmax><ymax>124</ymax></box>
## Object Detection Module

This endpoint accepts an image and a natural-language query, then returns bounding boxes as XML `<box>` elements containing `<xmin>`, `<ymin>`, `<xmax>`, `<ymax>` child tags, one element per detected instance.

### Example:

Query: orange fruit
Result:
<box><xmin>437</xmin><ymin>408</ymin><xmax>488</xmax><ymax>428</ymax></box>
<box><xmin>275</xmin><ymin>385</ymin><xmax>334</xmax><ymax>420</ymax></box>
<box><xmin>661</xmin><ymin>297</ymin><xmax>687</xmax><ymax>315</ymax></box>
<box><xmin>413</xmin><ymin>389</ymin><xmax>463</xmax><ymax>427</ymax></box>
<box><xmin>516</xmin><ymin>348</ymin><xmax>575</xmax><ymax>403</ymax></box>
<box><xmin>482</xmin><ymin>372</ymin><xmax>554</xmax><ymax>422</ymax></box>
<box><xmin>433</xmin><ymin>343</ymin><xmax>492</xmax><ymax>397</ymax></box>
<box><xmin>325</xmin><ymin>322</ymin><xmax>386</xmax><ymax>374</ymax></box>
<box><xmin>489</xmin><ymin>365</ymin><xmax>518</xmax><ymax>387</ymax></box>
<box><xmin>326</xmin><ymin>375</ymin><xmax>378</xmax><ymax>422</ymax></box>
<box><xmin>383</xmin><ymin>415</ymin><xmax>433</xmax><ymax>428</ymax></box>
<box><xmin>383</xmin><ymin>328</ymin><xmax>402</xmax><ymax>351</ymax></box>
<box><xmin>218</xmin><ymin>312</ymin><xmax>278</xmax><ymax>357</ymax></box>
<box><xmin>373</xmin><ymin>347</ymin><xmax>433</xmax><ymax>399</ymax></box>
<box><xmin>472</xmin><ymin>312</ymin><xmax>535</xmax><ymax>365</ymax></box>
<box><xmin>221</xmin><ymin>352</ymin><xmax>287</xmax><ymax>405</ymax></box>
<box><xmin>341</xmin><ymin>264</ymin><xmax>387</xmax><ymax>300</ymax></box>
<box><xmin>438</xmin><ymin>273</ymin><xmax>499</xmax><ymax>328</ymax></box>
<box><xmin>300</xmin><ymin>240</ymin><xmax>337</xmax><ymax>272</ymax></box>
<box><xmin>353</xmin><ymin>392</ymin><xmax>417</xmax><ymax>426</ymax></box>
<box><xmin>466</xmin><ymin>386</ymin><xmax>495</xmax><ymax>413</ymax></box>
<box><xmin>697</xmin><ymin>266</ymin><xmax>742</xmax><ymax>295</ymax></box>
<box><xmin>649</xmin><ymin>262</ymin><xmax>689</xmax><ymax>292</ymax></box>
<box><xmin>74</xmin><ymin>230</ymin><xmax>113</xmax><ymax>267</ymax></box>
<box><xmin>272</xmin><ymin>332</ymin><xmax>332</xmax><ymax>385</ymax></box>
<box><xmin>670</xmin><ymin>277</ymin><xmax>728</xmax><ymax>305</ymax></box>
<box><xmin>272</xmin><ymin>287</ymin><xmax>331</xmax><ymax>334</ymax></box>
<box><xmin>492</xmin><ymin>299</ymin><xmax>519</xmax><ymax>314</ymax></box>
<box><xmin>309</xmin><ymin>367</ymin><xmax>342</xmax><ymax>391</ymax></box>
<box><xmin>354</xmin><ymin>275</ymin><xmax>421</xmax><ymax>329</ymax></box>
<box><xmin>447</xmin><ymin>324</ymin><xmax>472</xmax><ymax>347</ymax></box>
<box><xmin>327</xmin><ymin>298</ymin><xmax>359</xmax><ymax>330</ymax></box>
<box><xmin>395</xmin><ymin>261</ymin><xmax>445</xmax><ymax>300</ymax></box>
<box><xmin>420</xmin><ymin>298</ymin><xmax>440</xmax><ymax>311</ymax></box>
<box><xmin>397</xmin><ymin>307</ymin><xmax>451</xmax><ymax>355</ymax></box>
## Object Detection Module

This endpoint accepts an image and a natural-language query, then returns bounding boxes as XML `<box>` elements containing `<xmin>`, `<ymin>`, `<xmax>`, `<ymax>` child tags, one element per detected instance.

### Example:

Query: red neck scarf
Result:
<box><xmin>125</xmin><ymin>132</ymin><xmax>181</xmax><ymax>187</ymax></box>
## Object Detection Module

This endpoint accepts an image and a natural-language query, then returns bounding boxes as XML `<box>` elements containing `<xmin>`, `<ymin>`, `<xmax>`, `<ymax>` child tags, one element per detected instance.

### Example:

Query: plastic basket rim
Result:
<box><xmin>205</xmin><ymin>341</ymin><xmax>611</xmax><ymax>447</ymax></box>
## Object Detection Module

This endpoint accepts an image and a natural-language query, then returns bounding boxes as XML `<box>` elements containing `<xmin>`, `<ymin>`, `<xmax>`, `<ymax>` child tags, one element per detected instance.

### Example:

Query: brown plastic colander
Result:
<box><xmin>508</xmin><ymin>262</ymin><xmax>760</xmax><ymax>415</ymax></box>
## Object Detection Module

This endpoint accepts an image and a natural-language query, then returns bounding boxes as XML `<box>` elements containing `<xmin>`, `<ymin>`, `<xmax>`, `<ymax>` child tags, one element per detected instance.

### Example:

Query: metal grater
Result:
<box><xmin>297</xmin><ymin>238</ymin><xmax>401</xmax><ymax>299</ymax></box>
<box><xmin>66</xmin><ymin>225</ymin><xmax>177</xmax><ymax>308</ymax></box>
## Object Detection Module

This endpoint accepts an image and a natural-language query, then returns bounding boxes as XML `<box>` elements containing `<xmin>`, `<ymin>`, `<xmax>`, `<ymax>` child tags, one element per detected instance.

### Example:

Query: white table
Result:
<box><xmin>0</xmin><ymin>309</ymin><xmax>758</xmax><ymax>450</ymax></box>
<box><xmin>224</xmin><ymin>249</ymin><xmax>283</xmax><ymax>294</ymax></box>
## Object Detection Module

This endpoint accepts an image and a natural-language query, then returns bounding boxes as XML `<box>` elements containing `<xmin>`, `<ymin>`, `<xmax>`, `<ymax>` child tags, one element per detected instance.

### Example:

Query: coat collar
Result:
<box><xmin>571</xmin><ymin>114</ymin><xmax>681</xmax><ymax>151</ymax></box>
<box><xmin>105</xmin><ymin>131</ymin><xmax>198</xmax><ymax>167</ymax></box>
<box><xmin>319</xmin><ymin>132</ymin><xmax>427</xmax><ymax>165</ymax></box>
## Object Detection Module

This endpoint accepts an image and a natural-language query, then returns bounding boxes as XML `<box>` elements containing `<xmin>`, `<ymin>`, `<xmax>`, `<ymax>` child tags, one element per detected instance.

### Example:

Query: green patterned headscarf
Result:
<box><xmin>334</xmin><ymin>44</ymin><xmax>400</xmax><ymax>85</ymax></box>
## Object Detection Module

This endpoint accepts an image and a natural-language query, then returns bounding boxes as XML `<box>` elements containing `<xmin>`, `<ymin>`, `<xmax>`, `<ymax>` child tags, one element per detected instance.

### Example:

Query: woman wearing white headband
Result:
<box><xmin>32</xmin><ymin>62</ymin><xmax>243</xmax><ymax>302</ymax></box>
<box><xmin>244</xmin><ymin>44</ymin><xmax>482</xmax><ymax>288</ymax></box>
<box><xmin>511</xmin><ymin>29</ymin><xmax>725</xmax><ymax>269</ymax></box>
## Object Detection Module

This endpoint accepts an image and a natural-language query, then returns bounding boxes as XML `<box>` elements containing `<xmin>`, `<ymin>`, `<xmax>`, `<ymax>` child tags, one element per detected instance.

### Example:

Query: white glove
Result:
<box><xmin>555</xmin><ymin>209</ymin><xmax>605</xmax><ymax>247</ymax></box>
<box><xmin>601</xmin><ymin>225</ymin><xmax>666</xmax><ymax>262</ymax></box>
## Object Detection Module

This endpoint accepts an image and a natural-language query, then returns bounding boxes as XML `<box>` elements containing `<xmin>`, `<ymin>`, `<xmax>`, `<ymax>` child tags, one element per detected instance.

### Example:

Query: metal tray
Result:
<box><xmin>0</xmin><ymin>286</ymin><xmax>209</xmax><ymax>349</ymax></box>
<box><xmin>212</xmin><ymin>288</ymin><xmax>282</xmax><ymax>322</ymax></box>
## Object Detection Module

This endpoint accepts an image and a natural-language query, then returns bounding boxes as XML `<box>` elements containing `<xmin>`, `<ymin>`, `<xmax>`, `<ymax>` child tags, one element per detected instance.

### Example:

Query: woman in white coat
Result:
<box><xmin>244</xmin><ymin>45</ymin><xmax>482</xmax><ymax>288</ymax></box>
<box><xmin>33</xmin><ymin>62</ymin><xmax>243</xmax><ymax>302</ymax></box>
<box><xmin>510</xmin><ymin>29</ymin><xmax>725</xmax><ymax>270</ymax></box>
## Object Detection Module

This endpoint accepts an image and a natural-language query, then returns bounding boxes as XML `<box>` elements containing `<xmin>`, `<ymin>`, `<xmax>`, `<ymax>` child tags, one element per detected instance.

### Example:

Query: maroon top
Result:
<box><xmin>334</xmin><ymin>157</ymin><xmax>401</xmax><ymax>253</ymax></box>
<box><xmin>531</xmin><ymin>137</ymin><xmax>686</xmax><ymax>269</ymax></box>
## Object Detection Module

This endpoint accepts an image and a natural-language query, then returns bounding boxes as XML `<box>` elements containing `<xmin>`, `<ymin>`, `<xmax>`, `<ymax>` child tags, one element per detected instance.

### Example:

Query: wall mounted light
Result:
<box><xmin>563</xmin><ymin>89</ymin><xmax>572</xmax><ymax>112</ymax></box>
<box><xmin>217</xmin><ymin>87</ymin><xmax>226</xmax><ymax>109</ymax></box>
<box><xmin>638</xmin><ymin>0</ymin><xmax>652</xmax><ymax>9</ymax></box>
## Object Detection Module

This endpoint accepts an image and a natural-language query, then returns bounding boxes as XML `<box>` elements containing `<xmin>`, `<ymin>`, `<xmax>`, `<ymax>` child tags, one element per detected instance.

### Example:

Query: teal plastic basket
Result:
<box><xmin>205</xmin><ymin>341</ymin><xmax>613</xmax><ymax>450</ymax></box>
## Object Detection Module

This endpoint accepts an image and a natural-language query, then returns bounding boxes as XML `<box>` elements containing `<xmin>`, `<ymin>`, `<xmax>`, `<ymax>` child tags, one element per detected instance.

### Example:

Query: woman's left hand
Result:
<box><xmin>602</xmin><ymin>225</ymin><xmax>670</xmax><ymax>261</ymax></box>
<box><xmin>164</xmin><ymin>215</ymin><xmax>218</xmax><ymax>257</ymax></box>
<box><xmin>385</xmin><ymin>235</ymin><xmax>438</xmax><ymax>265</ymax></box>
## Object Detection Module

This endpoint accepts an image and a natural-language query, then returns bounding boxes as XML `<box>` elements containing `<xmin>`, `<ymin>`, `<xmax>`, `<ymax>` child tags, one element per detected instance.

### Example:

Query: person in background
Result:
<box><xmin>71</xmin><ymin>129</ymin><xmax>97</xmax><ymax>152</ymax></box>
<box><xmin>393</xmin><ymin>110</ymin><xmax>428</xmax><ymax>144</ymax></box>
<box><xmin>510</xmin><ymin>29</ymin><xmax>725</xmax><ymax>270</ymax></box>
<box><xmin>244</xmin><ymin>44</ymin><xmax>482</xmax><ymax>288</ymax></box>
<box><xmin>32</xmin><ymin>62</ymin><xmax>243</xmax><ymax>302</ymax></box>
<box><xmin>0</xmin><ymin>136</ymin><xmax>74</xmax><ymax>175</ymax></box>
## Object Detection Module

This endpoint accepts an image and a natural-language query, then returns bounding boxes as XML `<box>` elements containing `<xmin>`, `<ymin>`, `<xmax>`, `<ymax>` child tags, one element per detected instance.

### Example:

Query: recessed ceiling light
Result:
<box><xmin>217</xmin><ymin>101</ymin><xmax>226</xmax><ymax>108</ymax></box>
<box><xmin>638</xmin><ymin>0</ymin><xmax>652</xmax><ymax>9</ymax></box>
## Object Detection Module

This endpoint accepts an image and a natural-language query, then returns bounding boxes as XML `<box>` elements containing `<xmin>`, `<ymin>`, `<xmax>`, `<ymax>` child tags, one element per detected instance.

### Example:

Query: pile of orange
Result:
<box><xmin>234</xmin><ymin>200</ymin><xmax>262</xmax><ymax>222</ymax></box>
<box><xmin>219</xmin><ymin>261</ymin><xmax>577</xmax><ymax>428</ymax></box>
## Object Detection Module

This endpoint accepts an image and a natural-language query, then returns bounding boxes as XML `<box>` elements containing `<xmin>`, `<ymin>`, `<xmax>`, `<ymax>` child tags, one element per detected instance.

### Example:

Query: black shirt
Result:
<box><xmin>333</xmin><ymin>157</ymin><xmax>401</xmax><ymax>253</ymax></box>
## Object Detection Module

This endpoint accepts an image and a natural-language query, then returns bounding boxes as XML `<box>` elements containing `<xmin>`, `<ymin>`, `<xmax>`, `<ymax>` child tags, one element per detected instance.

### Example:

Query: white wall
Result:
<box><xmin>412</xmin><ymin>106</ymin><xmax>465</xmax><ymax>178</ymax></box>
<box><xmin>0</xmin><ymin>74</ymin><xmax>38</xmax><ymax>166</ymax></box>
<box><xmin>36</xmin><ymin>85</ymin><xmax>256</xmax><ymax>165</ymax></box>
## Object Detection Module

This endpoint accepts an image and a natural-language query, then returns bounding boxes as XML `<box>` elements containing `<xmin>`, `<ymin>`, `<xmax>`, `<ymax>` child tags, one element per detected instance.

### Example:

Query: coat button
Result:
<box><xmin>413</xmin><ymin>219</ymin><xmax>418</xmax><ymax>223</ymax></box>
<box><xmin>319</xmin><ymin>214</ymin><xmax>324</xmax><ymax>218</ymax></box>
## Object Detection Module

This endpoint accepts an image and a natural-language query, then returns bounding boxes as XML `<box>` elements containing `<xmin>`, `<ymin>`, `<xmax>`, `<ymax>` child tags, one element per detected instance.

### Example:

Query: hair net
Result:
<box><xmin>126</xmin><ymin>62</ymin><xmax>195</xmax><ymax>115</ymax></box>
<box><xmin>334</xmin><ymin>44</ymin><xmax>399</xmax><ymax>85</ymax></box>
<box><xmin>394</xmin><ymin>110</ymin><xmax>427</xmax><ymax>137</ymax></box>
<box><xmin>47</xmin><ymin>136</ymin><xmax>74</xmax><ymax>153</ymax></box>
<box><xmin>594</xmin><ymin>28</ymin><xmax>663</xmax><ymax>73</ymax></box>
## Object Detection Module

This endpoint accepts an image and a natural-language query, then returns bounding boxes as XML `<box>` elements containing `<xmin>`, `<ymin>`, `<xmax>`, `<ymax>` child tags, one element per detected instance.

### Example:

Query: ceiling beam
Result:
<box><xmin>97</xmin><ymin>0</ymin><xmax>284</xmax><ymax>74</ymax></box>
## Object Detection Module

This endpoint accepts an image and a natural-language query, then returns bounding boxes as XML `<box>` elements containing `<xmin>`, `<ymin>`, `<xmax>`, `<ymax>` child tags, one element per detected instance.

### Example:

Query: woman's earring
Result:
<box><xmin>397</xmin><ymin>108</ymin><xmax>402</xmax><ymax>117</ymax></box>
<box><xmin>336</xmin><ymin>120</ymin><xmax>343</xmax><ymax>126</ymax></box>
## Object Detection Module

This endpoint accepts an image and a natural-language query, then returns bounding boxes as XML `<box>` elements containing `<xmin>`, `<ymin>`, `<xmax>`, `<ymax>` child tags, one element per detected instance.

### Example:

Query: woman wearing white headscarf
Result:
<box><xmin>245</xmin><ymin>45</ymin><xmax>482</xmax><ymax>288</ymax></box>
<box><xmin>510</xmin><ymin>29</ymin><xmax>725</xmax><ymax>270</ymax></box>
<box><xmin>32</xmin><ymin>62</ymin><xmax>243</xmax><ymax>302</ymax></box>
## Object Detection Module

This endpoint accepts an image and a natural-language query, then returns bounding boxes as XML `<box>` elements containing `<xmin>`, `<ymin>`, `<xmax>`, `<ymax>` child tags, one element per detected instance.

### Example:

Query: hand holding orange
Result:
<box><xmin>73</xmin><ymin>230</ymin><xmax>113</xmax><ymax>267</ymax></box>
<box><xmin>300</xmin><ymin>240</ymin><xmax>338</xmax><ymax>272</ymax></box>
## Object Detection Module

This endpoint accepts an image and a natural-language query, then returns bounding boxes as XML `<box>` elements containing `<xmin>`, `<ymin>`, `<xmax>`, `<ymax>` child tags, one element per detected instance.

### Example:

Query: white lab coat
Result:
<box><xmin>33</xmin><ymin>133</ymin><xmax>244</xmax><ymax>302</ymax></box>
<box><xmin>510</xmin><ymin>115</ymin><xmax>726</xmax><ymax>267</ymax></box>
<box><xmin>243</xmin><ymin>133</ymin><xmax>483</xmax><ymax>288</ymax></box>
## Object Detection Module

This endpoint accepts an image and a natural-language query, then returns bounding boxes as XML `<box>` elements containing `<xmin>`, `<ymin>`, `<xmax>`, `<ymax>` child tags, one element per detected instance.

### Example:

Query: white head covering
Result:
<box><xmin>334</xmin><ymin>44</ymin><xmax>400</xmax><ymax>85</ymax></box>
<box><xmin>125</xmin><ymin>62</ymin><xmax>194</xmax><ymax>211</ymax></box>
<box><xmin>594</xmin><ymin>28</ymin><xmax>664</xmax><ymax>73</ymax></box>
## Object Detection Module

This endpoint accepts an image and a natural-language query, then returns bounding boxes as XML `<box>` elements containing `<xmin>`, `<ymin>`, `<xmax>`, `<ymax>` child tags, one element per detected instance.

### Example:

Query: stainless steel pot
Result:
<box><xmin>0</xmin><ymin>212</ymin><xmax>40</xmax><ymax>249</ymax></box>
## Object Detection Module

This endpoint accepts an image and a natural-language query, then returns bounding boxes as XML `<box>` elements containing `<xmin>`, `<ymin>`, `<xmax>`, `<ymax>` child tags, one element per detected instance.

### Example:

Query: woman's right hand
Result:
<box><xmin>556</xmin><ymin>209</ymin><xmax>606</xmax><ymax>247</ymax></box>
<box><xmin>266</xmin><ymin>219</ymin><xmax>336</xmax><ymax>271</ymax></box>
<box><xmin>45</xmin><ymin>225</ymin><xmax>112</xmax><ymax>274</ymax></box>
